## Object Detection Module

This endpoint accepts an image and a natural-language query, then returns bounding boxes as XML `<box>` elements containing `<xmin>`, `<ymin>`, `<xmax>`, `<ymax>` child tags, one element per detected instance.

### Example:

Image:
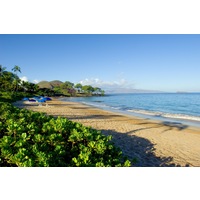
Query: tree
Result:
<box><xmin>93</xmin><ymin>87</ymin><xmax>101</xmax><ymax>95</ymax></box>
<box><xmin>11</xmin><ymin>65</ymin><xmax>21</xmax><ymax>93</ymax></box>
<box><xmin>12</xmin><ymin>65</ymin><xmax>21</xmax><ymax>75</ymax></box>
<box><xmin>20</xmin><ymin>81</ymin><xmax>39</xmax><ymax>93</ymax></box>
<box><xmin>12</xmin><ymin>78</ymin><xmax>21</xmax><ymax>93</ymax></box>
<box><xmin>82</xmin><ymin>85</ymin><xmax>94</xmax><ymax>94</ymax></box>
<box><xmin>0</xmin><ymin>65</ymin><xmax>6</xmax><ymax>78</ymax></box>
<box><xmin>75</xmin><ymin>83</ymin><xmax>83</xmax><ymax>93</ymax></box>
<box><xmin>0</xmin><ymin>65</ymin><xmax>6</xmax><ymax>92</ymax></box>
<box><xmin>59</xmin><ymin>81</ymin><xmax>76</xmax><ymax>96</ymax></box>
<box><xmin>20</xmin><ymin>80</ymin><xmax>29</xmax><ymax>92</ymax></box>
<box><xmin>0</xmin><ymin>71</ymin><xmax>16</xmax><ymax>92</ymax></box>
<box><xmin>64</xmin><ymin>81</ymin><xmax>74</xmax><ymax>88</ymax></box>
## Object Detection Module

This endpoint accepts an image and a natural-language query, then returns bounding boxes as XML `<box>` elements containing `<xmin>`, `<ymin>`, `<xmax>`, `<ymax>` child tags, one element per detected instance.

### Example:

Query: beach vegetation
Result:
<box><xmin>74</xmin><ymin>83</ymin><xmax>83</xmax><ymax>93</ymax></box>
<box><xmin>0</xmin><ymin>65</ymin><xmax>6</xmax><ymax>78</ymax></box>
<box><xmin>0</xmin><ymin>102</ymin><xmax>131</xmax><ymax>167</ymax></box>
<box><xmin>37</xmin><ymin>79</ymin><xmax>105</xmax><ymax>97</ymax></box>
<box><xmin>0</xmin><ymin>65</ymin><xmax>130</xmax><ymax>167</ymax></box>
<box><xmin>0</xmin><ymin>64</ymin><xmax>105</xmax><ymax>98</ymax></box>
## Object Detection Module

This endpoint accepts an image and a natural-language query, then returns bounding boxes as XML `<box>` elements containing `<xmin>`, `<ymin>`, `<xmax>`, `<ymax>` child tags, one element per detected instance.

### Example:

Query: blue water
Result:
<box><xmin>60</xmin><ymin>93</ymin><xmax>200</xmax><ymax>127</ymax></box>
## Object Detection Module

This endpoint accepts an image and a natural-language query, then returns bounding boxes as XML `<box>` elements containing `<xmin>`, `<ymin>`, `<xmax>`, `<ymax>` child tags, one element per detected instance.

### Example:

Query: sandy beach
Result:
<box><xmin>13</xmin><ymin>98</ymin><xmax>200</xmax><ymax>167</ymax></box>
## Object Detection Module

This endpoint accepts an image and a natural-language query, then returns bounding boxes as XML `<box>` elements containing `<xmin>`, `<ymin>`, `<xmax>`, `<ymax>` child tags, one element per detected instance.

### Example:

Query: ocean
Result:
<box><xmin>60</xmin><ymin>93</ymin><xmax>200</xmax><ymax>127</ymax></box>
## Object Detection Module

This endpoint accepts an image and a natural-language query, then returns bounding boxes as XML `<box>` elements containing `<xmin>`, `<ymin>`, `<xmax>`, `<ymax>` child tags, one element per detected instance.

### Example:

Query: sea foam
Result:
<box><xmin>127</xmin><ymin>109</ymin><xmax>200</xmax><ymax>122</ymax></box>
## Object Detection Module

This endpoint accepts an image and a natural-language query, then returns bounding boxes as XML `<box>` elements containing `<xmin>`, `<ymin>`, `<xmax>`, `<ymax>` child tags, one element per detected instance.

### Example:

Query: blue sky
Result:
<box><xmin>1</xmin><ymin>34</ymin><xmax>200</xmax><ymax>92</ymax></box>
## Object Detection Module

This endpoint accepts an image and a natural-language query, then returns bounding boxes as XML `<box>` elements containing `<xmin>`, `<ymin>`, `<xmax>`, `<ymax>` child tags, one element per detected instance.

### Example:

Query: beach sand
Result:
<box><xmin>13</xmin><ymin>98</ymin><xmax>200</xmax><ymax>167</ymax></box>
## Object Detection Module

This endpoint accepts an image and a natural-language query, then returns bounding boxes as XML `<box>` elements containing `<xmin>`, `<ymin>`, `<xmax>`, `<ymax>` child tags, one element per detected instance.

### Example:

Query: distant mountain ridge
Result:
<box><xmin>105</xmin><ymin>88</ymin><xmax>164</xmax><ymax>94</ymax></box>
<box><xmin>37</xmin><ymin>80</ymin><xmax>163</xmax><ymax>94</ymax></box>
<box><xmin>37</xmin><ymin>80</ymin><xmax>63</xmax><ymax>89</ymax></box>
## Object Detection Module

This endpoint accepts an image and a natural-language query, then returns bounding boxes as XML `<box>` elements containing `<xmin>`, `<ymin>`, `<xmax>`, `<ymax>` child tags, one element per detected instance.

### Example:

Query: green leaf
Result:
<box><xmin>21</xmin><ymin>133</ymin><xmax>27</xmax><ymax>139</ymax></box>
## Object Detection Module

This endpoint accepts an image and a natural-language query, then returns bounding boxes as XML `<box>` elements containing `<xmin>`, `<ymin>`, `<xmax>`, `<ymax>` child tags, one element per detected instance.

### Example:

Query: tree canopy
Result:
<box><xmin>0</xmin><ymin>64</ymin><xmax>105</xmax><ymax>97</ymax></box>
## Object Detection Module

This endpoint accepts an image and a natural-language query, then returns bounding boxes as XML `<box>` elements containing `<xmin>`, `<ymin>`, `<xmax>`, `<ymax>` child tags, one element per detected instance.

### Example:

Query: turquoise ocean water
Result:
<box><xmin>61</xmin><ymin>93</ymin><xmax>200</xmax><ymax>127</ymax></box>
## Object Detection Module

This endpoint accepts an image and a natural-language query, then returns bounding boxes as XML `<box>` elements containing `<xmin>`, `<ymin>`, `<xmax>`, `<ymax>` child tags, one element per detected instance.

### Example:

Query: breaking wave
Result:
<box><xmin>127</xmin><ymin>109</ymin><xmax>200</xmax><ymax>122</ymax></box>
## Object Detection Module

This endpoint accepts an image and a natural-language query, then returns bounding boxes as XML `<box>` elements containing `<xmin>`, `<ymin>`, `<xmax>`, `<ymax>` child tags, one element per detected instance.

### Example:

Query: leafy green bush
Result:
<box><xmin>0</xmin><ymin>91</ymin><xmax>32</xmax><ymax>103</ymax></box>
<box><xmin>0</xmin><ymin>102</ymin><xmax>131</xmax><ymax>167</ymax></box>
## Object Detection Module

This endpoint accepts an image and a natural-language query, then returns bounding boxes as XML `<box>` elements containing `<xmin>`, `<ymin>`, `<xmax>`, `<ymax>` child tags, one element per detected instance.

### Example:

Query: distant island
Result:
<box><xmin>105</xmin><ymin>88</ymin><xmax>164</xmax><ymax>94</ymax></box>
<box><xmin>176</xmin><ymin>91</ymin><xmax>188</xmax><ymax>94</ymax></box>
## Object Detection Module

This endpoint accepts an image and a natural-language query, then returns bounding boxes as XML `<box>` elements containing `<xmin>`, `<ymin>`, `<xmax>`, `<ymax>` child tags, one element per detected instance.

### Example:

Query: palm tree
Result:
<box><xmin>21</xmin><ymin>80</ymin><xmax>29</xmax><ymax>92</ymax></box>
<box><xmin>12</xmin><ymin>78</ymin><xmax>21</xmax><ymax>93</ymax></box>
<box><xmin>0</xmin><ymin>65</ymin><xmax>6</xmax><ymax>77</ymax></box>
<box><xmin>0</xmin><ymin>71</ymin><xmax>15</xmax><ymax>92</ymax></box>
<box><xmin>11</xmin><ymin>65</ymin><xmax>21</xmax><ymax>93</ymax></box>
<box><xmin>12</xmin><ymin>65</ymin><xmax>21</xmax><ymax>76</ymax></box>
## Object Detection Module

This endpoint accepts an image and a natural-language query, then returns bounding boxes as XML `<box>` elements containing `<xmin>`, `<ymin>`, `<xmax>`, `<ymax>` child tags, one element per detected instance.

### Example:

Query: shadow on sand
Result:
<box><xmin>162</xmin><ymin>121</ymin><xmax>188</xmax><ymax>131</ymax></box>
<box><xmin>50</xmin><ymin>113</ymin><xmax>190</xmax><ymax>167</ymax></box>
<box><xmin>15</xmin><ymin>105</ymin><xmax>189</xmax><ymax>167</ymax></box>
<box><xmin>53</xmin><ymin>113</ymin><xmax>129</xmax><ymax>120</ymax></box>
<box><xmin>100</xmin><ymin>128</ymin><xmax>189</xmax><ymax>167</ymax></box>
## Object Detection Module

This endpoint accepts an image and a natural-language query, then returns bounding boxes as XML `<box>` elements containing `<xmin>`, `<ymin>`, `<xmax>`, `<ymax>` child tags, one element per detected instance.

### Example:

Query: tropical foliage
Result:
<box><xmin>0</xmin><ymin>102</ymin><xmax>131</xmax><ymax>167</ymax></box>
<box><xmin>0</xmin><ymin>64</ymin><xmax>132</xmax><ymax>167</ymax></box>
<box><xmin>37</xmin><ymin>81</ymin><xmax>105</xmax><ymax>97</ymax></box>
<box><xmin>0</xmin><ymin>65</ymin><xmax>105</xmax><ymax>97</ymax></box>
<box><xmin>0</xmin><ymin>65</ymin><xmax>38</xmax><ymax>95</ymax></box>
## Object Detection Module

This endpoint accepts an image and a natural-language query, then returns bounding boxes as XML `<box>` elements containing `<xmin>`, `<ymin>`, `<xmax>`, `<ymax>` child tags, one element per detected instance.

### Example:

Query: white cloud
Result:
<box><xmin>79</xmin><ymin>78</ymin><xmax>135</xmax><ymax>90</ymax></box>
<box><xmin>33</xmin><ymin>80</ymin><xmax>39</xmax><ymax>84</ymax></box>
<box><xmin>20</xmin><ymin>76</ymin><xmax>40</xmax><ymax>84</ymax></box>
<box><xmin>20</xmin><ymin>76</ymin><xmax>29</xmax><ymax>82</ymax></box>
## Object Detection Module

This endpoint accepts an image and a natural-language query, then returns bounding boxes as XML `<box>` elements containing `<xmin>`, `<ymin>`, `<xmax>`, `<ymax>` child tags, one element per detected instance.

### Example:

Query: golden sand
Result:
<box><xmin>13</xmin><ymin>98</ymin><xmax>200</xmax><ymax>167</ymax></box>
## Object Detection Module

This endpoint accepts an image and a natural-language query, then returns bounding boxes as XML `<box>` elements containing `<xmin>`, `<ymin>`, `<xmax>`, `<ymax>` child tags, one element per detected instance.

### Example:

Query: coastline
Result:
<box><xmin>61</xmin><ymin>94</ymin><xmax>200</xmax><ymax>129</ymax></box>
<box><xmin>75</xmin><ymin>101</ymin><xmax>200</xmax><ymax>129</ymax></box>
<box><xmin>13</xmin><ymin>98</ymin><xmax>200</xmax><ymax>167</ymax></box>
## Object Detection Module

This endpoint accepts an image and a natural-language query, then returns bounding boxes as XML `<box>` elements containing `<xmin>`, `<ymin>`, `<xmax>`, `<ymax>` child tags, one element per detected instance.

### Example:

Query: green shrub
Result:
<box><xmin>0</xmin><ymin>102</ymin><xmax>131</xmax><ymax>167</ymax></box>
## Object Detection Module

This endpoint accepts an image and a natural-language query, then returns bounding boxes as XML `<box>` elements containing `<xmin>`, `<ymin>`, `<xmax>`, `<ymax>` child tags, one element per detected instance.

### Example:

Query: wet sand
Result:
<box><xmin>13</xmin><ymin>98</ymin><xmax>200</xmax><ymax>167</ymax></box>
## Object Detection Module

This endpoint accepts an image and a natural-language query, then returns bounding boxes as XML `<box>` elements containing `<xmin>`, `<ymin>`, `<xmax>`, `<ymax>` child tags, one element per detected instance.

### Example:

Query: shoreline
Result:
<box><xmin>77</xmin><ymin>101</ymin><xmax>200</xmax><ymax>130</ymax></box>
<box><xmin>13</xmin><ymin>98</ymin><xmax>200</xmax><ymax>167</ymax></box>
<box><xmin>61</xmin><ymin>97</ymin><xmax>200</xmax><ymax>129</ymax></box>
